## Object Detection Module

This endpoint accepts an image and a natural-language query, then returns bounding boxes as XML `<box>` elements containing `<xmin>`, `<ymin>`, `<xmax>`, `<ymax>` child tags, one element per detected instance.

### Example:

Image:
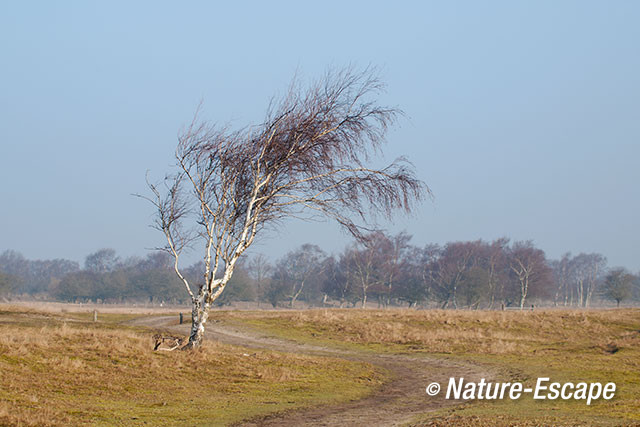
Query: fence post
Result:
<box><xmin>179</xmin><ymin>312</ymin><xmax>183</xmax><ymax>324</ymax></box>
<box><xmin>93</xmin><ymin>310</ymin><xmax>98</xmax><ymax>322</ymax></box>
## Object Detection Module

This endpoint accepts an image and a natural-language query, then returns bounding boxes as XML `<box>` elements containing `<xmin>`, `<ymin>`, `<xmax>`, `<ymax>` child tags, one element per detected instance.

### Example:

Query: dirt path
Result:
<box><xmin>130</xmin><ymin>316</ymin><xmax>493</xmax><ymax>426</ymax></box>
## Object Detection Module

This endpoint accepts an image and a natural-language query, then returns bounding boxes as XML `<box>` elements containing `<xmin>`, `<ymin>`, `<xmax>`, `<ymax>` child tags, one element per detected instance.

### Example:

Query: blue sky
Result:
<box><xmin>1</xmin><ymin>1</ymin><xmax>638</xmax><ymax>270</ymax></box>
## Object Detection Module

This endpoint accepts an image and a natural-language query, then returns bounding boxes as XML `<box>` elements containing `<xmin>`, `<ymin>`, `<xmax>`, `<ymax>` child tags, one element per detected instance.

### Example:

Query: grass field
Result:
<box><xmin>209</xmin><ymin>308</ymin><xmax>640</xmax><ymax>426</ymax></box>
<box><xmin>1</xmin><ymin>305</ymin><xmax>638</xmax><ymax>426</ymax></box>
<box><xmin>0</xmin><ymin>306</ymin><xmax>383</xmax><ymax>426</ymax></box>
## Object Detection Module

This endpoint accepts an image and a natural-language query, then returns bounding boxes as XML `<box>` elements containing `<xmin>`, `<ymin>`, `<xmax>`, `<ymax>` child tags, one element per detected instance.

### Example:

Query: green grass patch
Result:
<box><xmin>208</xmin><ymin>308</ymin><xmax>640</xmax><ymax>426</ymax></box>
<box><xmin>0</xmin><ymin>306</ymin><xmax>384</xmax><ymax>426</ymax></box>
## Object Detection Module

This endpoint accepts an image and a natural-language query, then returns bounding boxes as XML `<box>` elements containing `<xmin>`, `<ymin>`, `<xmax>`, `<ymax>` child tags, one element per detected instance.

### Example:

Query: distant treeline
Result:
<box><xmin>1</xmin><ymin>234</ymin><xmax>639</xmax><ymax>308</ymax></box>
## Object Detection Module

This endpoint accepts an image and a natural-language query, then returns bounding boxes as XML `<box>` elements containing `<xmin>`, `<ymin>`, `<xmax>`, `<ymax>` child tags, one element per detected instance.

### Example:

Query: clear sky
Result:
<box><xmin>1</xmin><ymin>1</ymin><xmax>638</xmax><ymax>271</ymax></box>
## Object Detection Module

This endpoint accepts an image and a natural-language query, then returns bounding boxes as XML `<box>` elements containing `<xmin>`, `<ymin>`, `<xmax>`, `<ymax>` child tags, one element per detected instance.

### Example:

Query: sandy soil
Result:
<box><xmin>130</xmin><ymin>315</ymin><xmax>494</xmax><ymax>426</ymax></box>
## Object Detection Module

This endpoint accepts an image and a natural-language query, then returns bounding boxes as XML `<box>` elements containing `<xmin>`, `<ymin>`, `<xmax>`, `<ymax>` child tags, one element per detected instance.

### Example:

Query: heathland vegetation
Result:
<box><xmin>210</xmin><ymin>308</ymin><xmax>640</xmax><ymax>426</ymax></box>
<box><xmin>0</xmin><ymin>306</ymin><xmax>382</xmax><ymax>426</ymax></box>
<box><xmin>1</xmin><ymin>306</ymin><xmax>637</xmax><ymax>426</ymax></box>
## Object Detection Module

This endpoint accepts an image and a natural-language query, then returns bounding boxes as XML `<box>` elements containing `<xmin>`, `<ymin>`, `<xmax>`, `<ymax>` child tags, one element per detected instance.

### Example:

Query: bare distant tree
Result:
<box><xmin>142</xmin><ymin>68</ymin><xmax>428</xmax><ymax>348</ymax></box>
<box><xmin>395</xmin><ymin>245</ymin><xmax>430</xmax><ymax>308</ymax></box>
<box><xmin>571</xmin><ymin>253</ymin><xmax>606</xmax><ymax>307</ymax></box>
<box><xmin>429</xmin><ymin>241</ymin><xmax>480</xmax><ymax>309</ymax></box>
<box><xmin>551</xmin><ymin>253</ymin><xmax>572</xmax><ymax>306</ymax></box>
<box><xmin>85</xmin><ymin>249</ymin><xmax>120</xmax><ymax>274</ymax></box>
<box><xmin>415</xmin><ymin>244</ymin><xmax>441</xmax><ymax>306</ymax></box>
<box><xmin>342</xmin><ymin>235</ymin><xmax>385</xmax><ymax>308</ymax></box>
<box><xmin>0</xmin><ymin>271</ymin><xmax>20</xmax><ymax>296</ymax></box>
<box><xmin>0</xmin><ymin>250</ymin><xmax>81</xmax><ymax>295</ymax></box>
<box><xmin>341</xmin><ymin>231</ymin><xmax>410</xmax><ymax>308</ymax></box>
<box><xmin>324</xmin><ymin>254</ymin><xmax>353</xmax><ymax>308</ymax></box>
<box><xmin>380</xmin><ymin>232</ymin><xmax>412</xmax><ymax>307</ymax></box>
<box><xmin>247</xmin><ymin>254</ymin><xmax>272</xmax><ymax>306</ymax></box>
<box><xmin>482</xmin><ymin>238</ymin><xmax>509</xmax><ymax>309</ymax></box>
<box><xmin>272</xmin><ymin>244</ymin><xmax>326</xmax><ymax>307</ymax></box>
<box><xmin>602</xmin><ymin>268</ymin><xmax>634</xmax><ymax>307</ymax></box>
<box><xmin>508</xmin><ymin>241</ymin><xmax>551</xmax><ymax>309</ymax></box>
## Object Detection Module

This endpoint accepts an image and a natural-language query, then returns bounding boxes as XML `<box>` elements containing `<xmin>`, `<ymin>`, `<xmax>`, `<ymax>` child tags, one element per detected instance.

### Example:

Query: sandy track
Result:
<box><xmin>130</xmin><ymin>316</ymin><xmax>493</xmax><ymax>426</ymax></box>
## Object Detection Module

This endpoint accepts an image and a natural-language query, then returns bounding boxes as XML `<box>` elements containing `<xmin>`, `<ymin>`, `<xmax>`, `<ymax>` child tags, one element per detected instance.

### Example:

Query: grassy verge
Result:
<box><xmin>208</xmin><ymin>308</ymin><xmax>640</xmax><ymax>426</ymax></box>
<box><xmin>0</xmin><ymin>306</ymin><xmax>384</xmax><ymax>426</ymax></box>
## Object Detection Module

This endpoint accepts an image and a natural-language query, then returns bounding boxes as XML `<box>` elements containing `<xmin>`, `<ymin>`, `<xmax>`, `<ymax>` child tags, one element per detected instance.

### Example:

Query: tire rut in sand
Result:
<box><xmin>129</xmin><ymin>316</ymin><xmax>493</xmax><ymax>426</ymax></box>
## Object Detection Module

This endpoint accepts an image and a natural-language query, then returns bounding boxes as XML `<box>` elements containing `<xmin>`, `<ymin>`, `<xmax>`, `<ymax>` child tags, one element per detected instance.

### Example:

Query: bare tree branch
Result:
<box><xmin>143</xmin><ymin>67</ymin><xmax>429</xmax><ymax>348</ymax></box>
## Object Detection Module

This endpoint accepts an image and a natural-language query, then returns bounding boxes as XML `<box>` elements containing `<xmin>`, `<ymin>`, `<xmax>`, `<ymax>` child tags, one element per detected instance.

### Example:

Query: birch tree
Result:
<box><xmin>483</xmin><ymin>238</ymin><xmax>509</xmax><ymax>309</ymax></box>
<box><xmin>394</xmin><ymin>246</ymin><xmax>430</xmax><ymax>307</ymax></box>
<box><xmin>430</xmin><ymin>242</ymin><xmax>479</xmax><ymax>309</ymax></box>
<box><xmin>325</xmin><ymin>254</ymin><xmax>354</xmax><ymax>308</ymax></box>
<box><xmin>272</xmin><ymin>244</ymin><xmax>326</xmax><ymax>307</ymax></box>
<box><xmin>380</xmin><ymin>232</ymin><xmax>412</xmax><ymax>307</ymax></box>
<box><xmin>142</xmin><ymin>68</ymin><xmax>427</xmax><ymax>348</ymax></box>
<box><xmin>342</xmin><ymin>236</ymin><xmax>385</xmax><ymax>308</ymax></box>
<box><xmin>551</xmin><ymin>253</ymin><xmax>572</xmax><ymax>306</ymax></box>
<box><xmin>571</xmin><ymin>253</ymin><xmax>606</xmax><ymax>307</ymax></box>
<box><xmin>247</xmin><ymin>254</ymin><xmax>272</xmax><ymax>306</ymax></box>
<box><xmin>508</xmin><ymin>241</ymin><xmax>551</xmax><ymax>309</ymax></box>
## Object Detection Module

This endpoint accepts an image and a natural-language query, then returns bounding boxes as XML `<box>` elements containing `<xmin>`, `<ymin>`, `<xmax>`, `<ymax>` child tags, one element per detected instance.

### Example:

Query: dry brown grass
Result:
<box><xmin>216</xmin><ymin>308</ymin><xmax>640</xmax><ymax>356</ymax></box>
<box><xmin>212</xmin><ymin>308</ymin><xmax>640</xmax><ymax>426</ymax></box>
<box><xmin>7</xmin><ymin>300</ymin><xmax>188</xmax><ymax>315</ymax></box>
<box><xmin>0</xmin><ymin>306</ymin><xmax>383</xmax><ymax>426</ymax></box>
